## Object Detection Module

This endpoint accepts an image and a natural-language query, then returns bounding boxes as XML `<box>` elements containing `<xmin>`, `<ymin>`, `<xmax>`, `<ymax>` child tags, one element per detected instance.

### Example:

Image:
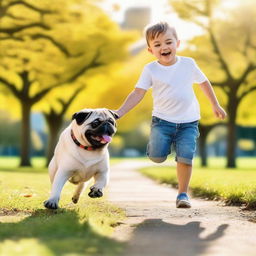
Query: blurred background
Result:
<box><xmin>0</xmin><ymin>0</ymin><xmax>255</xmax><ymax>168</ymax></box>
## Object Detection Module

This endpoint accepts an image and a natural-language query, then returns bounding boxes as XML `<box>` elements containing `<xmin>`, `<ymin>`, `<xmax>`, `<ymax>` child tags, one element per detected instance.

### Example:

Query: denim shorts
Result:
<box><xmin>147</xmin><ymin>116</ymin><xmax>200</xmax><ymax>165</ymax></box>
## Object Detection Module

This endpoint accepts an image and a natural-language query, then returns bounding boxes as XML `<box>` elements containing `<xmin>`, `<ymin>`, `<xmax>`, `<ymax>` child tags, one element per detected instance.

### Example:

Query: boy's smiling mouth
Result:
<box><xmin>161</xmin><ymin>52</ymin><xmax>171</xmax><ymax>56</ymax></box>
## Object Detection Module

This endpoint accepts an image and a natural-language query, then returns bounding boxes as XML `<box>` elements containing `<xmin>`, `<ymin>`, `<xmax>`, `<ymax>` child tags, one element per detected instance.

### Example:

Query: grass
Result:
<box><xmin>1</xmin><ymin>155</ymin><xmax>255</xmax><ymax>255</ymax></box>
<box><xmin>139</xmin><ymin>157</ymin><xmax>256</xmax><ymax>209</ymax></box>
<box><xmin>0</xmin><ymin>157</ymin><xmax>123</xmax><ymax>169</ymax></box>
<box><xmin>0</xmin><ymin>156</ymin><xmax>46</xmax><ymax>169</ymax></box>
<box><xmin>0</xmin><ymin>158</ymin><xmax>125</xmax><ymax>256</ymax></box>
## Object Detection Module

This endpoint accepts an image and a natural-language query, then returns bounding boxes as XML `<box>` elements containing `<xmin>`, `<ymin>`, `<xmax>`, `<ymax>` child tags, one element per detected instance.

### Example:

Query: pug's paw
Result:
<box><xmin>72</xmin><ymin>196</ymin><xmax>79</xmax><ymax>204</ymax></box>
<box><xmin>88</xmin><ymin>187</ymin><xmax>103</xmax><ymax>198</ymax></box>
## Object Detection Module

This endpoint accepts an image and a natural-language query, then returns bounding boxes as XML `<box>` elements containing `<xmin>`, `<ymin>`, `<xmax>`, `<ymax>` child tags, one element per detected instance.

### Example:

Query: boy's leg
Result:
<box><xmin>176</xmin><ymin>162</ymin><xmax>192</xmax><ymax>194</ymax></box>
<box><xmin>147</xmin><ymin>117</ymin><xmax>174</xmax><ymax>163</ymax></box>
<box><xmin>175</xmin><ymin>121</ymin><xmax>199</xmax><ymax>208</ymax></box>
<box><xmin>175</xmin><ymin>121</ymin><xmax>199</xmax><ymax>192</ymax></box>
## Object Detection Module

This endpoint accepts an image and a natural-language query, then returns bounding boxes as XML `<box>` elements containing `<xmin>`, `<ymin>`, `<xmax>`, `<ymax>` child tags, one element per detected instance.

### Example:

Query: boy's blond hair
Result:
<box><xmin>144</xmin><ymin>22</ymin><xmax>178</xmax><ymax>46</ymax></box>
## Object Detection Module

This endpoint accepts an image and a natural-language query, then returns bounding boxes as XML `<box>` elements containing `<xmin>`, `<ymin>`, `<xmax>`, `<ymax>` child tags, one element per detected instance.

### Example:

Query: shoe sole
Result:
<box><xmin>176</xmin><ymin>200</ymin><xmax>191</xmax><ymax>208</ymax></box>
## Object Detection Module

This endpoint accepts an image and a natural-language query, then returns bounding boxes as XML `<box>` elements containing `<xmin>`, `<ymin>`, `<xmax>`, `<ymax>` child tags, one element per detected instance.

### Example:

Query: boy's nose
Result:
<box><xmin>162</xmin><ymin>44</ymin><xmax>169</xmax><ymax>50</ymax></box>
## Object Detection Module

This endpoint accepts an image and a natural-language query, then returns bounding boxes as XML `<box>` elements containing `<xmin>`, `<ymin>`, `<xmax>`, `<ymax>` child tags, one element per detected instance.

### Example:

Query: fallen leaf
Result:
<box><xmin>21</xmin><ymin>194</ymin><xmax>33</xmax><ymax>198</ymax></box>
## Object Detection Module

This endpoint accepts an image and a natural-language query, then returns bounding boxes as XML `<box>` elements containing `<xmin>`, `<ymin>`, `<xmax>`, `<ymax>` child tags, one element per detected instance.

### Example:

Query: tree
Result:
<box><xmin>91</xmin><ymin>50</ymin><xmax>154</xmax><ymax>132</ymax></box>
<box><xmin>44</xmin><ymin>86</ymin><xmax>83</xmax><ymax>165</ymax></box>
<box><xmin>192</xmin><ymin>83</ymin><xmax>226</xmax><ymax>166</ymax></box>
<box><xmin>0</xmin><ymin>0</ymin><xmax>135</xmax><ymax>166</ymax></box>
<box><xmin>171</xmin><ymin>0</ymin><xmax>256</xmax><ymax>167</ymax></box>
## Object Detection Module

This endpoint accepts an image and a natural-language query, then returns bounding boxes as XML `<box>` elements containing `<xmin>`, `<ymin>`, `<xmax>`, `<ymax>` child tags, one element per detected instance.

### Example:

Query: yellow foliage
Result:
<box><xmin>173</xmin><ymin>0</ymin><xmax>256</xmax><ymax>128</ymax></box>
<box><xmin>138</xmin><ymin>122</ymin><xmax>151</xmax><ymax>137</ymax></box>
<box><xmin>238</xmin><ymin>139</ymin><xmax>255</xmax><ymax>151</ymax></box>
<box><xmin>194</xmin><ymin>84</ymin><xmax>227</xmax><ymax>125</ymax></box>
<box><xmin>0</xmin><ymin>0</ymin><xmax>137</xmax><ymax>121</ymax></box>
<box><xmin>86</xmin><ymin>50</ymin><xmax>154</xmax><ymax>131</ymax></box>
<box><xmin>237</xmin><ymin>91</ymin><xmax>256</xmax><ymax>126</ymax></box>
<box><xmin>110</xmin><ymin>135</ymin><xmax>124</xmax><ymax>154</ymax></box>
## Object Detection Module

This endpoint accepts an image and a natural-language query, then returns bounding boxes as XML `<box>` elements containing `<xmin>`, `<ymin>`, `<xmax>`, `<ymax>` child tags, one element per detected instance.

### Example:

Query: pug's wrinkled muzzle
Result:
<box><xmin>85</xmin><ymin>122</ymin><xmax>116</xmax><ymax>147</ymax></box>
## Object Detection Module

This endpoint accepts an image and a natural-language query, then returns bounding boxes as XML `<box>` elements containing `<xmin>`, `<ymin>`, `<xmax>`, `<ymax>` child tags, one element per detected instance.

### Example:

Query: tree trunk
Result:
<box><xmin>46</xmin><ymin>122</ymin><xmax>62</xmax><ymax>166</ymax></box>
<box><xmin>226</xmin><ymin>101</ymin><xmax>238</xmax><ymax>168</ymax></box>
<box><xmin>20</xmin><ymin>103</ymin><xmax>32</xmax><ymax>166</ymax></box>
<box><xmin>44</xmin><ymin>87</ymin><xmax>83</xmax><ymax>166</ymax></box>
<box><xmin>44</xmin><ymin>113</ymin><xmax>63</xmax><ymax>166</ymax></box>
<box><xmin>198</xmin><ymin>125</ymin><xmax>208</xmax><ymax>167</ymax></box>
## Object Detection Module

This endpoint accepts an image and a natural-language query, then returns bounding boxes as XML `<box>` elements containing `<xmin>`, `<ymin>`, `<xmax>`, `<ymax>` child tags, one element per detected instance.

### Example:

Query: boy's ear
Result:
<box><xmin>177</xmin><ymin>40</ymin><xmax>181</xmax><ymax>48</ymax></box>
<box><xmin>147</xmin><ymin>47</ymin><xmax>153</xmax><ymax>54</ymax></box>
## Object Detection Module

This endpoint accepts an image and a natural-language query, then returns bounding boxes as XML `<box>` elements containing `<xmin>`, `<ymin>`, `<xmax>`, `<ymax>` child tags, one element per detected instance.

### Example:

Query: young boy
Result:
<box><xmin>115</xmin><ymin>22</ymin><xmax>226</xmax><ymax>208</ymax></box>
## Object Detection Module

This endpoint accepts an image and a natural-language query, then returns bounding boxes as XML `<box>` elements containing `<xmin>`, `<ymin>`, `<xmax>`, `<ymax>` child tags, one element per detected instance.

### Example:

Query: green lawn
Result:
<box><xmin>140</xmin><ymin>157</ymin><xmax>256</xmax><ymax>209</ymax></box>
<box><xmin>1</xmin><ymin>156</ymin><xmax>255</xmax><ymax>255</ymax></box>
<box><xmin>0</xmin><ymin>158</ymin><xmax>125</xmax><ymax>256</ymax></box>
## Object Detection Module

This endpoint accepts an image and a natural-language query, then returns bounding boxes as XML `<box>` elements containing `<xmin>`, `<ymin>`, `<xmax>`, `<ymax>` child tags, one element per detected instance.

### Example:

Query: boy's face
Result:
<box><xmin>147</xmin><ymin>29</ymin><xmax>180</xmax><ymax>66</ymax></box>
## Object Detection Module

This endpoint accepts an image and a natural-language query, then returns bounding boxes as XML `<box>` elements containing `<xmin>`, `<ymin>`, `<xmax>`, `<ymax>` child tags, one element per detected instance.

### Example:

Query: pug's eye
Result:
<box><xmin>108</xmin><ymin>119</ymin><xmax>115</xmax><ymax>125</ymax></box>
<box><xmin>91</xmin><ymin>119</ymin><xmax>101</xmax><ymax>128</ymax></box>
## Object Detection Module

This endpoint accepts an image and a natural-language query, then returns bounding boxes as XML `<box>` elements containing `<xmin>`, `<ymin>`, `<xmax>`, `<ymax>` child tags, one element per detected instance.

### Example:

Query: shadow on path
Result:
<box><xmin>122</xmin><ymin>219</ymin><xmax>228</xmax><ymax>256</ymax></box>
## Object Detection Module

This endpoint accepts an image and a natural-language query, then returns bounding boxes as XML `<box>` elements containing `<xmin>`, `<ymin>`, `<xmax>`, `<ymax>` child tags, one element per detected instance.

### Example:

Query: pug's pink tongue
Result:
<box><xmin>101</xmin><ymin>135</ymin><xmax>112</xmax><ymax>143</ymax></box>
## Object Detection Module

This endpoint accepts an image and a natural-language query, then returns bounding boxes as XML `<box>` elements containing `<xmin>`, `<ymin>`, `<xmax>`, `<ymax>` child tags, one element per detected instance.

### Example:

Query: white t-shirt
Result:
<box><xmin>135</xmin><ymin>56</ymin><xmax>208</xmax><ymax>123</ymax></box>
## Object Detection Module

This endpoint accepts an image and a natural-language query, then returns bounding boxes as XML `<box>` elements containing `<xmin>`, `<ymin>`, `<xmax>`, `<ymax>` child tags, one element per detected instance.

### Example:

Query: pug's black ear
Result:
<box><xmin>72</xmin><ymin>111</ymin><xmax>92</xmax><ymax>125</ymax></box>
<box><xmin>108</xmin><ymin>110</ymin><xmax>119</xmax><ymax>120</ymax></box>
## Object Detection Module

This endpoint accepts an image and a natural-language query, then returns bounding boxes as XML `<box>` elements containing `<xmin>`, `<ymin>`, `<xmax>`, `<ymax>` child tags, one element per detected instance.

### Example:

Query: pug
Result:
<box><xmin>44</xmin><ymin>108</ymin><xmax>118</xmax><ymax>209</ymax></box>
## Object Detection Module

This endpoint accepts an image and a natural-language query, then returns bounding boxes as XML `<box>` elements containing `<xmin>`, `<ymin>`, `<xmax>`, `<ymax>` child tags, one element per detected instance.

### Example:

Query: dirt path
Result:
<box><xmin>107</xmin><ymin>160</ymin><xmax>256</xmax><ymax>256</ymax></box>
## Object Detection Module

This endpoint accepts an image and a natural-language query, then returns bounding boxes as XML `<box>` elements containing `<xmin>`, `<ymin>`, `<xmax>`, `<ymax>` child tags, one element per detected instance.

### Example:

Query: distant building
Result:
<box><xmin>121</xmin><ymin>7</ymin><xmax>151</xmax><ymax>55</ymax></box>
<box><xmin>122</xmin><ymin>7</ymin><xmax>151</xmax><ymax>33</ymax></box>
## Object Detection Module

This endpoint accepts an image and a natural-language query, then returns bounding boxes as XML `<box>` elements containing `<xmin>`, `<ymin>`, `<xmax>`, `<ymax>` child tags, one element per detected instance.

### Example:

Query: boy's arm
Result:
<box><xmin>115</xmin><ymin>88</ymin><xmax>147</xmax><ymax>118</ymax></box>
<box><xmin>199</xmin><ymin>80</ymin><xmax>227</xmax><ymax>120</ymax></box>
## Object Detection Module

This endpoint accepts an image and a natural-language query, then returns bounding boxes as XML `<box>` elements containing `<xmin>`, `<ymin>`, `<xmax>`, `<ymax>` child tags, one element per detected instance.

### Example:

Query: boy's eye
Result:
<box><xmin>154</xmin><ymin>44</ymin><xmax>160</xmax><ymax>47</ymax></box>
<box><xmin>167</xmin><ymin>42</ymin><xmax>172</xmax><ymax>44</ymax></box>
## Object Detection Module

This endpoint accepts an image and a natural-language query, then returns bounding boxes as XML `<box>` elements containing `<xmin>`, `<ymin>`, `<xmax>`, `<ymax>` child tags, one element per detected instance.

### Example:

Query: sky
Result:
<box><xmin>100</xmin><ymin>0</ymin><xmax>171</xmax><ymax>23</ymax></box>
<box><xmin>98</xmin><ymin>0</ymin><xmax>243</xmax><ymax>41</ymax></box>
<box><xmin>98</xmin><ymin>0</ymin><xmax>203</xmax><ymax>41</ymax></box>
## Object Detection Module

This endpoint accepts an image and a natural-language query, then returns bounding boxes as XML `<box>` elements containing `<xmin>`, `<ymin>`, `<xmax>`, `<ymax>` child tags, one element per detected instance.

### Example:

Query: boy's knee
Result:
<box><xmin>176</xmin><ymin>156</ymin><xmax>193</xmax><ymax>166</ymax></box>
<box><xmin>148</xmin><ymin>156</ymin><xmax>167</xmax><ymax>163</ymax></box>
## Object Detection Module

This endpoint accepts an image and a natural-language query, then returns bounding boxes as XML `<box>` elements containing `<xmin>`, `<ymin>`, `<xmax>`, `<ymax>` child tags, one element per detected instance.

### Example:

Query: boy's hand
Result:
<box><xmin>213</xmin><ymin>104</ymin><xmax>227</xmax><ymax>120</ymax></box>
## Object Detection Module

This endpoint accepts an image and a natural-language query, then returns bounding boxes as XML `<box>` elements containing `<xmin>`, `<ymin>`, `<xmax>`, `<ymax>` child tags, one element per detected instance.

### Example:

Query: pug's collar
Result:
<box><xmin>71</xmin><ymin>129</ymin><xmax>95</xmax><ymax>151</ymax></box>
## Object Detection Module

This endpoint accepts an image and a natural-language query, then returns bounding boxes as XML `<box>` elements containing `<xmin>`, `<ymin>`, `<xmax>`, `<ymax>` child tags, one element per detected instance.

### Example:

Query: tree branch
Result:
<box><xmin>29</xmin><ymin>33</ymin><xmax>81</xmax><ymax>57</ymax></box>
<box><xmin>211</xmin><ymin>80</ymin><xmax>230</xmax><ymax>95</ymax></box>
<box><xmin>5</xmin><ymin>13</ymin><xmax>28</xmax><ymax>20</ymax></box>
<box><xmin>0</xmin><ymin>77</ymin><xmax>20</xmax><ymax>98</ymax></box>
<box><xmin>58</xmin><ymin>86</ymin><xmax>84</xmax><ymax>116</ymax></box>
<box><xmin>211</xmin><ymin>81</ymin><xmax>227</xmax><ymax>87</ymax></box>
<box><xmin>0</xmin><ymin>23</ymin><xmax>50</xmax><ymax>35</ymax></box>
<box><xmin>44</xmin><ymin>86</ymin><xmax>84</xmax><ymax>121</ymax></box>
<box><xmin>0</xmin><ymin>36</ymin><xmax>23</xmax><ymax>41</ymax></box>
<box><xmin>238</xmin><ymin>85</ymin><xmax>256</xmax><ymax>104</ymax></box>
<box><xmin>235</xmin><ymin>63</ymin><xmax>256</xmax><ymax>89</ymax></box>
<box><xmin>183</xmin><ymin>1</ymin><xmax>207</xmax><ymax>16</ymax></box>
<box><xmin>208</xmin><ymin>28</ymin><xmax>233</xmax><ymax>80</ymax></box>
<box><xmin>242</xmin><ymin>31</ymin><xmax>251</xmax><ymax>56</ymax></box>
<box><xmin>63</xmin><ymin>47</ymin><xmax>103</xmax><ymax>84</ymax></box>
<box><xmin>30</xmin><ymin>48</ymin><xmax>103</xmax><ymax>104</ymax></box>
<box><xmin>1</xmin><ymin>1</ymin><xmax>54</xmax><ymax>18</ymax></box>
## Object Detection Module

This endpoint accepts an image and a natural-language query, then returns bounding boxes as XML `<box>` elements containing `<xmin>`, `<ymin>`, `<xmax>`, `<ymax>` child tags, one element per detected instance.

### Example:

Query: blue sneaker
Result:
<box><xmin>176</xmin><ymin>192</ymin><xmax>191</xmax><ymax>208</ymax></box>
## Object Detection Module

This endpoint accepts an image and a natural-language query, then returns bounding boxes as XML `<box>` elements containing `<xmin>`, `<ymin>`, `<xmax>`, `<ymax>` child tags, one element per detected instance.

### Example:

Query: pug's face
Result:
<box><xmin>72</xmin><ymin>108</ymin><xmax>118</xmax><ymax>148</ymax></box>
